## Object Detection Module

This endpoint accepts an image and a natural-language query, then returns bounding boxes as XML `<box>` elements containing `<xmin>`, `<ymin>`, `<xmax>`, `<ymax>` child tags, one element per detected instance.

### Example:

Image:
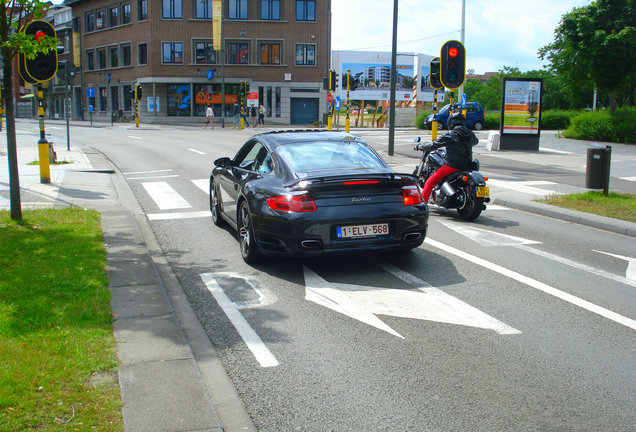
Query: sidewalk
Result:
<box><xmin>0</xmin><ymin>132</ymin><xmax>256</xmax><ymax>432</ymax></box>
<box><xmin>1</xmin><ymin>126</ymin><xmax>634</xmax><ymax>431</ymax></box>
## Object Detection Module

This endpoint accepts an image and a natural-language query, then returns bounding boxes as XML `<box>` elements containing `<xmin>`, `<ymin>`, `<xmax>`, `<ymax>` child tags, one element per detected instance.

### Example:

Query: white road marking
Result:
<box><xmin>128</xmin><ymin>135</ymin><xmax>142</xmax><ymax>140</ymax></box>
<box><xmin>124</xmin><ymin>169</ymin><xmax>173</xmax><ymax>175</ymax></box>
<box><xmin>142</xmin><ymin>181</ymin><xmax>191</xmax><ymax>210</ymax></box>
<box><xmin>440</xmin><ymin>221</ymin><xmax>636</xmax><ymax>288</ymax></box>
<box><xmin>127</xmin><ymin>175</ymin><xmax>180</xmax><ymax>180</ymax></box>
<box><xmin>304</xmin><ymin>264</ymin><xmax>520</xmax><ymax>337</ymax></box>
<box><xmin>192</xmin><ymin>179</ymin><xmax>209</xmax><ymax>194</ymax></box>
<box><xmin>188</xmin><ymin>148</ymin><xmax>206</xmax><ymax>155</ymax></box>
<box><xmin>148</xmin><ymin>210</ymin><xmax>209</xmax><ymax>220</ymax></box>
<box><xmin>425</xmin><ymin>238</ymin><xmax>636</xmax><ymax>331</ymax></box>
<box><xmin>594</xmin><ymin>250</ymin><xmax>636</xmax><ymax>282</ymax></box>
<box><xmin>200</xmin><ymin>273</ymin><xmax>279</xmax><ymax>368</ymax></box>
<box><xmin>619</xmin><ymin>176</ymin><xmax>636</xmax><ymax>182</ymax></box>
<box><xmin>487</xmin><ymin>179</ymin><xmax>563</xmax><ymax>196</ymax></box>
<box><xmin>540</xmin><ymin>147</ymin><xmax>575</xmax><ymax>155</ymax></box>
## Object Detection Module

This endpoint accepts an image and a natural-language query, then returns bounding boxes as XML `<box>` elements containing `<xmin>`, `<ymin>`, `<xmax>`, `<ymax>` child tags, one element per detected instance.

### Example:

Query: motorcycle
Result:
<box><xmin>413</xmin><ymin>137</ymin><xmax>490</xmax><ymax>221</ymax></box>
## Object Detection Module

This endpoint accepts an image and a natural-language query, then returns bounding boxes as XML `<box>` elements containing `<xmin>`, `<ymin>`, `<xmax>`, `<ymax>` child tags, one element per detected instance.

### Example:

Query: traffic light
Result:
<box><xmin>135</xmin><ymin>84</ymin><xmax>143</xmax><ymax>100</ymax></box>
<box><xmin>440</xmin><ymin>40</ymin><xmax>465</xmax><ymax>89</ymax></box>
<box><xmin>428</xmin><ymin>57</ymin><xmax>443</xmax><ymax>90</ymax></box>
<box><xmin>20</xmin><ymin>20</ymin><xmax>58</xmax><ymax>83</ymax></box>
<box><xmin>342</xmin><ymin>71</ymin><xmax>349</xmax><ymax>90</ymax></box>
<box><xmin>245</xmin><ymin>82</ymin><xmax>250</xmax><ymax>94</ymax></box>
<box><xmin>329</xmin><ymin>70</ymin><xmax>336</xmax><ymax>91</ymax></box>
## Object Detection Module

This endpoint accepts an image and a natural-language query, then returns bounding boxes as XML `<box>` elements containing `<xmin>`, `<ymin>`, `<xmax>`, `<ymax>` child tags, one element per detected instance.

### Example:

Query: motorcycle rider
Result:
<box><xmin>415</xmin><ymin>111</ymin><xmax>478</xmax><ymax>203</ymax></box>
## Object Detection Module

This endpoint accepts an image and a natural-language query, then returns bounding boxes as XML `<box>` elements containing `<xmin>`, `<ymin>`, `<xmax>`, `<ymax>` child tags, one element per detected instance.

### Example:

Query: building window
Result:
<box><xmin>195</xmin><ymin>0</ymin><xmax>212</xmax><ymax>18</ymax></box>
<box><xmin>138</xmin><ymin>0</ymin><xmax>147</xmax><ymax>20</ymax></box>
<box><xmin>109</xmin><ymin>6</ymin><xmax>118</xmax><ymax>27</ymax></box>
<box><xmin>111</xmin><ymin>86</ymin><xmax>119</xmax><ymax>111</ymax></box>
<box><xmin>162</xmin><ymin>0</ymin><xmax>182</xmax><ymax>19</ymax></box>
<box><xmin>260</xmin><ymin>0</ymin><xmax>280</xmax><ymax>20</ymax></box>
<box><xmin>122</xmin><ymin>3</ymin><xmax>131</xmax><ymax>24</ymax></box>
<box><xmin>162</xmin><ymin>42</ymin><xmax>183</xmax><ymax>63</ymax></box>
<box><xmin>86</xmin><ymin>50</ymin><xmax>95</xmax><ymax>70</ymax></box>
<box><xmin>123</xmin><ymin>84</ymin><xmax>133</xmax><ymax>111</ymax></box>
<box><xmin>122</xmin><ymin>44</ymin><xmax>132</xmax><ymax>66</ymax></box>
<box><xmin>85</xmin><ymin>12</ymin><xmax>95</xmax><ymax>32</ymax></box>
<box><xmin>228</xmin><ymin>0</ymin><xmax>248</xmax><ymax>19</ymax></box>
<box><xmin>97</xmin><ymin>48</ymin><xmax>107</xmax><ymax>69</ymax></box>
<box><xmin>138</xmin><ymin>43</ymin><xmax>148</xmax><ymax>65</ymax></box>
<box><xmin>260</xmin><ymin>43</ymin><xmax>280</xmax><ymax>65</ymax></box>
<box><xmin>295</xmin><ymin>44</ymin><xmax>315</xmax><ymax>65</ymax></box>
<box><xmin>195</xmin><ymin>41</ymin><xmax>217</xmax><ymax>64</ymax></box>
<box><xmin>96</xmin><ymin>10</ymin><xmax>105</xmax><ymax>29</ymax></box>
<box><xmin>227</xmin><ymin>42</ymin><xmax>248</xmax><ymax>64</ymax></box>
<box><xmin>99</xmin><ymin>87</ymin><xmax>108</xmax><ymax>111</ymax></box>
<box><xmin>296</xmin><ymin>0</ymin><xmax>315</xmax><ymax>21</ymax></box>
<box><xmin>110</xmin><ymin>46</ymin><xmax>119</xmax><ymax>67</ymax></box>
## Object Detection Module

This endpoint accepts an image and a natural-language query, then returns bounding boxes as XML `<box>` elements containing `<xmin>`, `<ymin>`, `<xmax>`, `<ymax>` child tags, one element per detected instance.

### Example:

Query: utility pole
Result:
<box><xmin>388</xmin><ymin>0</ymin><xmax>398</xmax><ymax>156</ymax></box>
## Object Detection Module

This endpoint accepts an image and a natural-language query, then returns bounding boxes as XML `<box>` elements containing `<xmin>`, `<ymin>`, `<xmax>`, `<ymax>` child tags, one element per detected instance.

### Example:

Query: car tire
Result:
<box><xmin>238</xmin><ymin>201</ymin><xmax>262</xmax><ymax>264</ymax></box>
<box><xmin>209</xmin><ymin>178</ymin><xmax>223</xmax><ymax>227</ymax></box>
<box><xmin>473</xmin><ymin>121</ymin><xmax>484</xmax><ymax>131</ymax></box>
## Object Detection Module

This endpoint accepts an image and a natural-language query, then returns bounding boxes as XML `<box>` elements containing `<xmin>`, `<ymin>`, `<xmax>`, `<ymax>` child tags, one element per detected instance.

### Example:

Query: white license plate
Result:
<box><xmin>336</xmin><ymin>223</ymin><xmax>389</xmax><ymax>239</ymax></box>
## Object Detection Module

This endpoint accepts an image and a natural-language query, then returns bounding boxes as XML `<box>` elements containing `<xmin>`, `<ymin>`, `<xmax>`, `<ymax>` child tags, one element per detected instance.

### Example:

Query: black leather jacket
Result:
<box><xmin>429</xmin><ymin>125</ymin><xmax>477</xmax><ymax>170</ymax></box>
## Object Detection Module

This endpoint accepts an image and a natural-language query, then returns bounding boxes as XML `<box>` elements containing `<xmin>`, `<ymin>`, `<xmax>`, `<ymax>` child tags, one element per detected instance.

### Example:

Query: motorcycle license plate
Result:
<box><xmin>476</xmin><ymin>186</ymin><xmax>490</xmax><ymax>197</ymax></box>
<box><xmin>337</xmin><ymin>223</ymin><xmax>389</xmax><ymax>239</ymax></box>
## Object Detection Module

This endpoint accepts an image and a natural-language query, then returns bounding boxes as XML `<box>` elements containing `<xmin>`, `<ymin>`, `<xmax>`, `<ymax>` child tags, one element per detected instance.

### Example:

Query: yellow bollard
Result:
<box><xmin>37</xmin><ymin>86</ymin><xmax>50</xmax><ymax>183</ymax></box>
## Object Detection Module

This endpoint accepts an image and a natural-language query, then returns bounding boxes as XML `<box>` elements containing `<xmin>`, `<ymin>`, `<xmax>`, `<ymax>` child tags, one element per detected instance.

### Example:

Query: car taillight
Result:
<box><xmin>267</xmin><ymin>193</ymin><xmax>317</xmax><ymax>212</ymax></box>
<box><xmin>343</xmin><ymin>180</ymin><xmax>379</xmax><ymax>185</ymax></box>
<box><xmin>402</xmin><ymin>185</ymin><xmax>423</xmax><ymax>206</ymax></box>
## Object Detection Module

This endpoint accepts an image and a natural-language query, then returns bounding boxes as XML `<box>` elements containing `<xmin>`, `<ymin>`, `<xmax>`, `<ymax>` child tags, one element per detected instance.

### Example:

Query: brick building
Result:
<box><xmin>63</xmin><ymin>0</ymin><xmax>331</xmax><ymax>125</ymax></box>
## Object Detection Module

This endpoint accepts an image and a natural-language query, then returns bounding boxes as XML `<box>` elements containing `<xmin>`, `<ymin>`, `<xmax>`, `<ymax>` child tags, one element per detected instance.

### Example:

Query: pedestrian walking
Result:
<box><xmin>233</xmin><ymin>103</ymin><xmax>240</xmax><ymax>128</ymax></box>
<box><xmin>258</xmin><ymin>104</ymin><xmax>266</xmax><ymax>127</ymax></box>
<box><xmin>250</xmin><ymin>106</ymin><xmax>257</xmax><ymax>127</ymax></box>
<box><xmin>204</xmin><ymin>105</ymin><xmax>215</xmax><ymax>129</ymax></box>
<box><xmin>242</xmin><ymin>110</ymin><xmax>250</xmax><ymax>127</ymax></box>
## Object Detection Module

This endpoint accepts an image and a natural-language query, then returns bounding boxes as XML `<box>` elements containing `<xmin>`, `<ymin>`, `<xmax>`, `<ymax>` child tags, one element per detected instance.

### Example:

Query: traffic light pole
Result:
<box><xmin>37</xmin><ymin>85</ymin><xmax>51</xmax><ymax>184</ymax></box>
<box><xmin>432</xmin><ymin>90</ymin><xmax>439</xmax><ymax>141</ymax></box>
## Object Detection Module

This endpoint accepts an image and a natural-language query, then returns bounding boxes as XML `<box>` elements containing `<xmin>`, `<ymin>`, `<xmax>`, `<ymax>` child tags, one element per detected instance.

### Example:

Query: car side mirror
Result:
<box><xmin>413</xmin><ymin>137</ymin><xmax>421</xmax><ymax>143</ymax></box>
<box><xmin>214</xmin><ymin>157</ymin><xmax>232</xmax><ymax>167</ymax></box>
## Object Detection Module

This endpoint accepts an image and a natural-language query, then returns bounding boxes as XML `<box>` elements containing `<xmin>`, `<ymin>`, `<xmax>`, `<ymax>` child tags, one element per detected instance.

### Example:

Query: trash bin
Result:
<box><xmin>585</xmin><ymin>144</ymin><xmax>611</xmax><ymax>192</ymax></box>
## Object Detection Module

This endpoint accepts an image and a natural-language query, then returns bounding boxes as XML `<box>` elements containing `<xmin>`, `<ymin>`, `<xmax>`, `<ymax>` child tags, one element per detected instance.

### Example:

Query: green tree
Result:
<box><xmin>540</xmin><ymin>0</ymin><xmax>636</xmax><ymax>113</ymax></box>
<box><xmin>0</xmin><ymin>1</ymin><xmax>57</xmax><ymax>221</ymax></box>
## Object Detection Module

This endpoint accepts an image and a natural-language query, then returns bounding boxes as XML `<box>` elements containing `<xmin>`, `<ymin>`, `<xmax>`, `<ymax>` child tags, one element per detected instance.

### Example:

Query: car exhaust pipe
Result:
<box><xmin>403</xmin><ymin>232</ymin><xmax>422</xmax><ymax>242</ymax></box>
<box><xmin>301</xmin><ymin>239</ymin><xmax>322</xmax><ymax>250</ymax></box>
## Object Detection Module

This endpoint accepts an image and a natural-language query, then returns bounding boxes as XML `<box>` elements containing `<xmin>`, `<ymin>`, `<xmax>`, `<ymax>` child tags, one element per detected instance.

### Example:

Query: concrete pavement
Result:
<box><xmin>1</xmin><ymin>122</ymin><xmax>634</xmax><ymax>432</ymax></box>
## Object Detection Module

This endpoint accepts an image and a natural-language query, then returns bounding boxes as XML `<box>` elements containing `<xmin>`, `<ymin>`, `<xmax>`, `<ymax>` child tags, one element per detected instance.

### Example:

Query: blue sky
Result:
<box><xmin>332</xmin><ymin>0</ymin><xmax>592</xmax><ymax>74</ymax></box>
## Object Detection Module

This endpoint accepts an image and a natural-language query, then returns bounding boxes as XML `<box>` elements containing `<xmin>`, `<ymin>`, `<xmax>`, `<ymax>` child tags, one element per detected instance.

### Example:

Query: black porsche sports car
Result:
<box><xmin>209</xmin><ymin>130</ymin><xmax>429</xmax><ymax>263</ymax></box>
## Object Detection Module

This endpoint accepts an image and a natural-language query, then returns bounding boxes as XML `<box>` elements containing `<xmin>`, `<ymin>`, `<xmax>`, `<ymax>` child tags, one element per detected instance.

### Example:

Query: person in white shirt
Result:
<box><xmin>204</xmin><ymin>105</ymin><xmax>215</xmax><ymax>129</ymax></box>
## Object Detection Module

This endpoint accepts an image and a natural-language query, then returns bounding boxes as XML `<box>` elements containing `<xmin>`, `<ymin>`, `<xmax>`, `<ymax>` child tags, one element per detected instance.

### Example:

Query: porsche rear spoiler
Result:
<box><xmin>286</xmin><ymin>172</ymin><xmax>418</xmax><ymax>190</ymax></box>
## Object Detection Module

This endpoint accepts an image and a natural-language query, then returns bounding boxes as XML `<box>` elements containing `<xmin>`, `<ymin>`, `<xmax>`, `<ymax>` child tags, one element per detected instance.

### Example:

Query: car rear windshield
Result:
<box><xmin>276</xmin><ymin>140</ymin><xmax>387</xmax><ymax>174</ymax></box>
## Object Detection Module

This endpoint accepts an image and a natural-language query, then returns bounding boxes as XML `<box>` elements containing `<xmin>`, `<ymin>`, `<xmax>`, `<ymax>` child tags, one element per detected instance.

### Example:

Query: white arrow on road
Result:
<box><xmin>439</xmin><ymin>221</ymin><xmax>636</xmax><ymax>288</ymax></box>
<box><xmin>303</xmin><ymin>266</ymin><xmax>521</xmax><ymax>338</ymax></box>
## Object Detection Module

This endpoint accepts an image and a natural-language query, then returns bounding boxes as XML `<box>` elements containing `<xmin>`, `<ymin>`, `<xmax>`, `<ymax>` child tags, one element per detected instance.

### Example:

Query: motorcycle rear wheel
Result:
<box><xmin>457</xmin><ymin>193</ymin><xmax>484</xmax><ymax>221</ymax></box>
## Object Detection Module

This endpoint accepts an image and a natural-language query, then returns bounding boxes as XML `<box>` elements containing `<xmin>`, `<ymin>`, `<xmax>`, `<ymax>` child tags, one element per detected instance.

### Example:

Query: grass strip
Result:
<box><xmin>0</xmin><ymin>208</ymin><xmax>122</xmax><ymax>431</ymax></box>
<box><xmin>539</xmin><ymin>191</ymin><xmax>636</xmax><ymax>223</ymax></box>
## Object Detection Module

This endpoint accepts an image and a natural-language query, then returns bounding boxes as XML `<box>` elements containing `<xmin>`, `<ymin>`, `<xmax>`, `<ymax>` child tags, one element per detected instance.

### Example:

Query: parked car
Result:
<box><xmin>209</xmin><ymin>131</ymin><xmax>429</xmax><ymax>263</ymax></box>
<box><xmin>424</xmin><ymin>101</ymin><xmax>485</xmax><ymax>130</ymax></box>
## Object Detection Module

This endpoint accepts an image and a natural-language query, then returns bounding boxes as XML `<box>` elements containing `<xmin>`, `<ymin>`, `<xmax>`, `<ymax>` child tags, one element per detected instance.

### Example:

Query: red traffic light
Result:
<box><xmin>448</xmin><ymin>47</ymin><xmax>459</xmax><ymax>57</ymax></box>
<box><xmin>35</xmin><ymin>30</ymin><xmax>45</xmax><ymax>42</ymax></box>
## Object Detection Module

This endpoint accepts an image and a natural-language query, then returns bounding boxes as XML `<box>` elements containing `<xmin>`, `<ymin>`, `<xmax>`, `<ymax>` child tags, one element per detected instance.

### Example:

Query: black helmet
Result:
<box><xmin>447</xmin><ymin>112</ymin><xmax>466</xmax><ymax>129</ymax></box>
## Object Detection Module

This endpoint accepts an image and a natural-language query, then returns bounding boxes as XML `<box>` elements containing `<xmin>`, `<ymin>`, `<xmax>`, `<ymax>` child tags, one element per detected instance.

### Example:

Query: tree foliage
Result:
<box><xmin>539</xmin><ymin>0</ymin><xmax>636</xmax><ymax>112</ymax></box>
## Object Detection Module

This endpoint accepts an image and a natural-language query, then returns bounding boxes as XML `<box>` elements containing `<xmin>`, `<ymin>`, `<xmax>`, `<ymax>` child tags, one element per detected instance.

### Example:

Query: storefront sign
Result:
<box><xmin>212</xmin><ymin>0</ymin><xmax>222</xmax><ymax>51</ymax></box>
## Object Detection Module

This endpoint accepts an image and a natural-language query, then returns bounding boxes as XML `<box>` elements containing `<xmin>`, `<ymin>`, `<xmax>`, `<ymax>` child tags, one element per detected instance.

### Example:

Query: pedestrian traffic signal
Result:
<box><xmin>20</xmin><ymin>20</ymin><xmax>58</xmax><ymax>83</ymax></box>
<box><xmin>245</xmin><ymin>82</ymin><xmax>250</xmax><ymax>93</ymax></box>
<box><xmin>440</xmin><ymin>41</ymin><xmax>465</xmax><ymax>90</ymax></box>
<box><xmin>428</xmin><ymin>57</ymin><xmax>443</xmax><ymax>90</ymax></box>
<box><xmin>350</xmin><ymin>76</ymin><xmax>360</xmax><ymax>91</ymax></box>
<box><xmin>135</xmin><ymin>84</ymin><xmax>143</xmax><ymax>100</ymax></box>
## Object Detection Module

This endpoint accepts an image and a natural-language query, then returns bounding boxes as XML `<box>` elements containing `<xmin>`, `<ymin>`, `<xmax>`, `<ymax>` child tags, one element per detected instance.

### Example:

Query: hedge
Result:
<box><xmin>564</xmin><ymin>108</ymin><xmax>636</xmax><ymax>144</ymax></box>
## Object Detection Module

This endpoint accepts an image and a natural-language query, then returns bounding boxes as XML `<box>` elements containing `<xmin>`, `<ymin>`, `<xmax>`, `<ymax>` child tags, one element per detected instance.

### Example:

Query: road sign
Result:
<box><xmin>326</xmin><ymin>93</ymin><xmax>334</xmax><ymax>104</ymax></box>
<box><xmin>334</xmin><ymin>96</ymin><xmax>341</xmax><ymax>110</ymax></box>
<box><xmin>86</xmin><ymin>86</ymin><xmax>95</xmax><ymax>98</ymax></box>
<box><xmin>461</xmin><ymin>93</ymin><xmax>467</xmax><ymax>107</ymax></box>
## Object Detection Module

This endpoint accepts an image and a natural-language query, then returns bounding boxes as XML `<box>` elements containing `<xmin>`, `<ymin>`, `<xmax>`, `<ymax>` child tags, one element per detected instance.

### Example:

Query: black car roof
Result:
<box><xmin>255</xmin><ymin>130</ymin><xmax>365</xmax><ymax>148</ymax></box>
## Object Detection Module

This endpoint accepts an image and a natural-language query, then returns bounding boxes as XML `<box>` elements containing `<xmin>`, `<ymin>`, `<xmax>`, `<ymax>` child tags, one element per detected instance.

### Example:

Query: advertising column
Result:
<box><xmin>499</xmin><ymin>78</ymin><xmax>543</xmax><ymax>150</ymax></box>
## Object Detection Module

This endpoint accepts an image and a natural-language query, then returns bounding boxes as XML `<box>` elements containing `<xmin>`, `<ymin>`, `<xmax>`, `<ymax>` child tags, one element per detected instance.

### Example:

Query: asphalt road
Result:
<box><xmin>45</xmin><ymin>123</ymin><xmax>636</xmax><ymax>431</ymax></box>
